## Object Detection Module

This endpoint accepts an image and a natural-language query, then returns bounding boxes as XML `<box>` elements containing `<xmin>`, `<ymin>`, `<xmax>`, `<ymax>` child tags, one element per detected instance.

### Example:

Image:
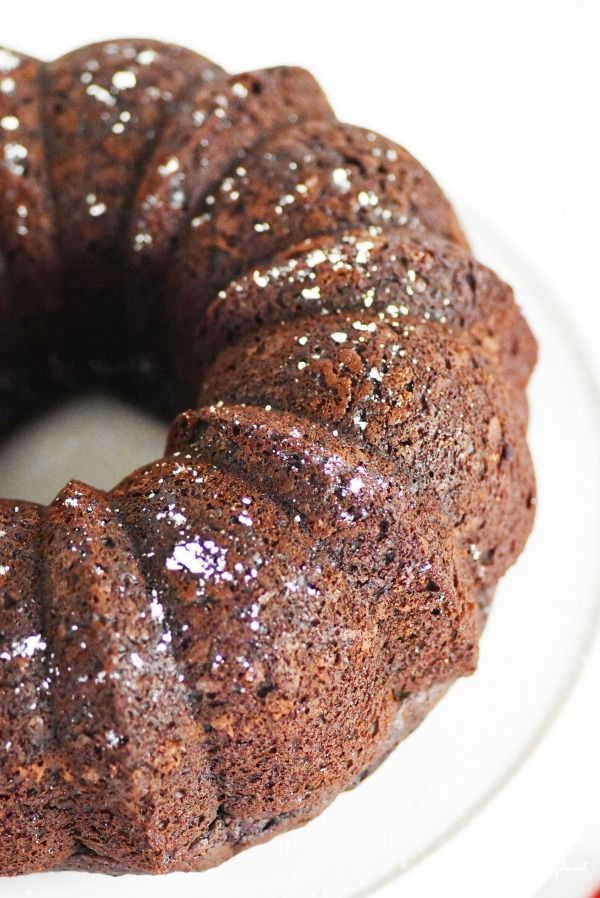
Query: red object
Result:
<box><xmin>588</xmin><ymin>888</ymin><xmax>600</xmax><ymax>898</ymax></box>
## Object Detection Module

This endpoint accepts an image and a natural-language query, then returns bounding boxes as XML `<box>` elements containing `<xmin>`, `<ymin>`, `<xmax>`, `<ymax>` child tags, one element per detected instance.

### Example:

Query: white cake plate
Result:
<box><xmin>0</xmin><ymin>210</ymin><xmax>599</xmax><ymax>898</ymax></box>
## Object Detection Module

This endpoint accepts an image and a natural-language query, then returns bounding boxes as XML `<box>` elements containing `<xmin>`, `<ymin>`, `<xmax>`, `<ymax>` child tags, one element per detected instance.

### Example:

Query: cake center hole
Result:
<box><xmin>0</xmin><ymin>393</ymin><xmax>167</xmax><ymax>505</ymax></box>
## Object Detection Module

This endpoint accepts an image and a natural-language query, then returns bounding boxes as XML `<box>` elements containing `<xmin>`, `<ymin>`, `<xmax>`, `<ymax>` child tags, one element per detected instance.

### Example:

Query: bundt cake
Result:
<box><xmin>0</xmin><ymin>39</ymin><xmax>537</xmax><ymax>875</ymax></box>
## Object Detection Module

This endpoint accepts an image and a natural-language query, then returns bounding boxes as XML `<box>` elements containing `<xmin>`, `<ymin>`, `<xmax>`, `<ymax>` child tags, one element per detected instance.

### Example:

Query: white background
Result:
<box><xmin>0</xmin><ymin>2</ymin><xmax>598</xmax><ymax>896</ymax></box>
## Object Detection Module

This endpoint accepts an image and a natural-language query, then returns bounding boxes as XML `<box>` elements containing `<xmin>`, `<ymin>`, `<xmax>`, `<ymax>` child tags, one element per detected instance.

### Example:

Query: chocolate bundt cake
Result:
<box><xmin>0</xmin><ymin>39</ymin><xmax>537</xmax><ymax>875</ymax></box>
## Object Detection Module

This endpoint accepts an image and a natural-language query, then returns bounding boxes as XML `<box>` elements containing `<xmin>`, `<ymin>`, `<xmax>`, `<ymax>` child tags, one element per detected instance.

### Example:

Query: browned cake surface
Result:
<box><xmin>0</xmin><ymin>39</ymin><xmax>536</xmax><ymax>875</ymax></box>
